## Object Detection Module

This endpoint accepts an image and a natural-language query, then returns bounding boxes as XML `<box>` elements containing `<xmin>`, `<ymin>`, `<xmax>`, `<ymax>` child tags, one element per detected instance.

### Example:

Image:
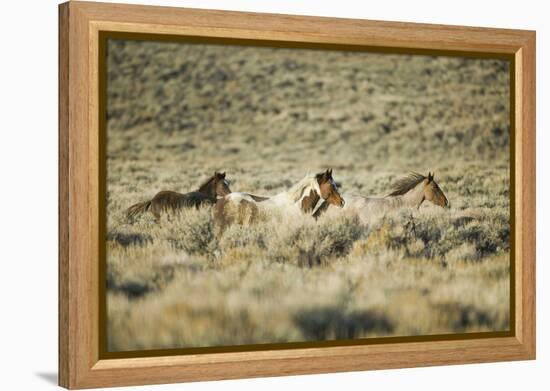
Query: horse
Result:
<box><xmin>341</xmin><ymin>172</ymin><xmax>449</xmax><ymax>222</ymax></box>
<box><xmin>214</xmin><ymin>169</ymin><xmax>344</xmax><ymax>231</ymax></box>
<box><xmin>126</xmin><ymin>172</ymin><xmax>231</xmax><ymax>221</ymax></box>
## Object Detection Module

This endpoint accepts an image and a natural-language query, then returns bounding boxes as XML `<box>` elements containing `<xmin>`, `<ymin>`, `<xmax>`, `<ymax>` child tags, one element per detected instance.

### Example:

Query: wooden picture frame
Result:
<box><xmin>59</xmin><ymin>1</ymin><xmax>536</xmax><ymax>389</ymax></box>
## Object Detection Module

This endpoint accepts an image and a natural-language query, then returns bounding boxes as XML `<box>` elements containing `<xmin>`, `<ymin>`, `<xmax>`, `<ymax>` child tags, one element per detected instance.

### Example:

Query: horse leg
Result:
<box><xmin>213</xmin><ymin>198</ymin><xmax>228</xmax><ymax>236</ymax></box>
<box><xmin>248</xmin><ymin>203</ymin><xmax>259</xmax><ymax>224</ymax></box>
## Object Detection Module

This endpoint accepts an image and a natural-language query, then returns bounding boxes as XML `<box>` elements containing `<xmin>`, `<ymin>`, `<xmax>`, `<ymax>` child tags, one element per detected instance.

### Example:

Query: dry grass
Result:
<box><xmin>105</xmin><ymin>40</ymin><xmax>510</xmax><ymax>351</ymax></box>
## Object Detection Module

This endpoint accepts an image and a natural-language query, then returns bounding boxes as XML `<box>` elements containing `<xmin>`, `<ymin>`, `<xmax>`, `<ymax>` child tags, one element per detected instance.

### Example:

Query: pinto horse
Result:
<box><xmin>126</xmin><ymin>172</ymin><xmax>231</xmax><ymax>221</ymax></box>
<box><xmin>214</xmin><ymin>169</ymin><xmax>344</xmax><ymax>231</ymax></box>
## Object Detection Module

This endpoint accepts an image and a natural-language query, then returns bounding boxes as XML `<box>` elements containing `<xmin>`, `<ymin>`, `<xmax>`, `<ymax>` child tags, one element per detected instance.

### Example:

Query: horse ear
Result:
<box><xmin>428</xmin><ymin>172</ymin><xmax>434</xmax><ymax>182</ymax></box>
<box><xmin>221</xmin><ymin>172</ymin><xmax>226</xmax><ymax>178</ymax></box>
<box><xmin>328</xmin><ymin>168</ymin><xmax>333</xmax><ymax>176</ymax></box>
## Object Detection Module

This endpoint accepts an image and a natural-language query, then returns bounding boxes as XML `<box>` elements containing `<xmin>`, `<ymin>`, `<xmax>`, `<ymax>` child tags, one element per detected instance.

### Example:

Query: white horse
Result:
<box><xmin>214</xmin><ymin>169</ymin><xmax>344</xmax><ymax>230</ymax></box>
<box><xmin>341</xmin><ymin>172</ymin><xmax>449</xmax><ymax>222</ymax></box>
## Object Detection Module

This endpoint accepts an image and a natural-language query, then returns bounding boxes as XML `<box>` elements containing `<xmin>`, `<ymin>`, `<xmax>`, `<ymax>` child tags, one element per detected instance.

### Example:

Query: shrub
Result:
<box><xmin>366</xmin><ymin>209</ymin><xmax>509</xmax><ymax>260</ymax></box>
<box><xmin>219</xmin><ymin>223</ymin><xmax>267</xmax><ymax>251</ymax></box>
<box><xmin>269</xmin><ymin>214</ymin><xmax>366</xmax><ymax>267</ymax></box>
<box><xmin>167</xmin><ymin>207</ymin><xmax>218</xmax><ymax>257</ymax></box>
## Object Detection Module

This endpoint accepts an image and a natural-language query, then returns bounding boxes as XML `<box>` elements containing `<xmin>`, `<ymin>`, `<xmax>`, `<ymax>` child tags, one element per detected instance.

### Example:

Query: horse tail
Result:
<box><xmin>126</xmin><ymin>200</ymin><xmax>151</xmax><ymax>220</ymax></box>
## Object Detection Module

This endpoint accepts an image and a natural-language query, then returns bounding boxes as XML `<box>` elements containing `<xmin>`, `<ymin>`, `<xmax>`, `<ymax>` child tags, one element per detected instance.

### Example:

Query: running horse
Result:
<box><xmin>342</xmin><ymin>172</ymin><xmax>449</xmax><ymax>222</ymax></box>
<box><xmin>214</xmin><ymin>169</ymin><xmax>344</xmax><ymax>231</ymax></box>
<box><xmin>126</xmin><ymin>172</ymin><xmax>231</xmax><ymax>221</ymax></box>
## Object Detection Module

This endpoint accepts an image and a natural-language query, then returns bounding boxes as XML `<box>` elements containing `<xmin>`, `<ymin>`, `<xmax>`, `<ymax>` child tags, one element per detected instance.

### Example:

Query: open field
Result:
<box><xmin>105</xmin><ymin>39</ymin><xmax>510</xmax><ymax>351</ymax></box>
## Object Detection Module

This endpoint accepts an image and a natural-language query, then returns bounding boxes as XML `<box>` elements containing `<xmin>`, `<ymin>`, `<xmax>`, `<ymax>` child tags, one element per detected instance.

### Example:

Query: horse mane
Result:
<box><xmin>386</xmin><ymin>172</ymin><xmax>426</xmax><ymax>197</ymax></box>
<box><xmin>197</xmin><ymin>175</ymin><xmax>215</xmax><ymax>193</ymax></box>
<box><xmin>286</xmin><ymin>174</ymin><xmax>320</xmax><ymax>203</ymax></box>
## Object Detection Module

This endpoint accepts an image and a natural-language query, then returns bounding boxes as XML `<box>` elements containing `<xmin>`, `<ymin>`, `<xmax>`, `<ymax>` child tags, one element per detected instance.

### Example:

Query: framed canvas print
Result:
<box><xmin>58</xmin><ymin>1</ymin><xmax>536</xmax><ymax>389</ymax></box>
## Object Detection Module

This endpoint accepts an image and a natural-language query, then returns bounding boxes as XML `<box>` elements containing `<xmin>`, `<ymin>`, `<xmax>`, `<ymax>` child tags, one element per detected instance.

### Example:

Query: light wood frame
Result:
<box><xmin>59</xmin><ymin>1</ymin><xmax>536</xmax><ymax>389</ymax></box>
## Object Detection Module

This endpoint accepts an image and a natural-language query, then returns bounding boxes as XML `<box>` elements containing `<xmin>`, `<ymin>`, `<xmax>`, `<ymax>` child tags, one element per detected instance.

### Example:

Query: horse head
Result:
<box><xmin>422</xmin><ymin>172</ymin><xmax>449</xmax><ymax>208</ymax></box>
<box><xmin>315</xmin><ymin>169</ymin><xmax>345</xmax><ymax>208</ymax></box>
<box><xmin>199</xmin><ymin>172</ymin><xmax>232</xmax><ymax>199</ymax></box>
<box><xmin>213</xmin><ymin>171</ymin><xmax>232</xmax><ymax>197</ymax></box>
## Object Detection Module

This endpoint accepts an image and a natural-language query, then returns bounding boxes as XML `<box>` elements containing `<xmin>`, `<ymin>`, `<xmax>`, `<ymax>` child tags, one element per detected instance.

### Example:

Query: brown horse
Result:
<box><xmin>126</xmin><ymin>172</ymin><xmax>231</xmax><ymax>221</ymax></box>
<box><xmin>214</xmin><ymin>169</ymin><xmax>344</xmax><ymax>232</ymax></box>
